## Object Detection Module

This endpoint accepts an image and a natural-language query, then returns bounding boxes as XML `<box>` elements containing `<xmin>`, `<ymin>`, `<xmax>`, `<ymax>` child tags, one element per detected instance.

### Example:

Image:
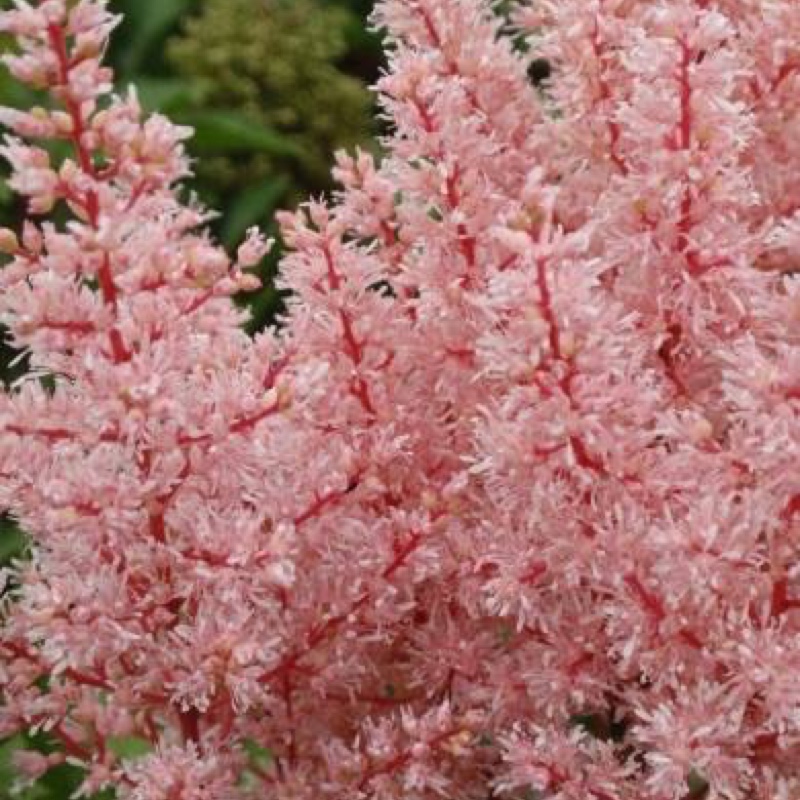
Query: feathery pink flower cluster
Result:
<box><xmin>1</xmin><ymin>0</ymin><xmax>800</xmax><ymax>798</ymax></box>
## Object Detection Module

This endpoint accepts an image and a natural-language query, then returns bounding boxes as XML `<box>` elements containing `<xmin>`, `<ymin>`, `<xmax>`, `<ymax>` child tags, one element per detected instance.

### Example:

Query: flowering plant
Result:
<box><xmin>2</xmin><ymin>1</ymin><xmax>800</xmax><ymax>798</ymax></box>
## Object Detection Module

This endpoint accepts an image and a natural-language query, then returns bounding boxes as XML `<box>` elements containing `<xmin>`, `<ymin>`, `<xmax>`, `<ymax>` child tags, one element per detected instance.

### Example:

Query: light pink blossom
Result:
<box><xmin>2</xmin><ymin>0</ymin><xmax>800</xmax><ymax>798</ymax></box>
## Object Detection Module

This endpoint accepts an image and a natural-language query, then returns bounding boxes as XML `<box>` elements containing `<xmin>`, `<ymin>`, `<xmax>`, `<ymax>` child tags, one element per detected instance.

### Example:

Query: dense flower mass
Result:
<box><xmin>1</xmin><ymin>0</ymin><xmax>800</xmax><ymax>798</ymax></box>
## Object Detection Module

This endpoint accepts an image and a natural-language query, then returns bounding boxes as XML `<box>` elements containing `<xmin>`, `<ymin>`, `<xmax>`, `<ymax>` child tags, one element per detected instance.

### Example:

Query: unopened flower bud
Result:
<box><xmin>237</xmin><ymin>228</ymin><xmax>272</xmax><ymax>268</ymax></box>
<box><xmin>0</xmin><ymin>228</ymin><xmax>19</xmax><ymax>254</ymax></box>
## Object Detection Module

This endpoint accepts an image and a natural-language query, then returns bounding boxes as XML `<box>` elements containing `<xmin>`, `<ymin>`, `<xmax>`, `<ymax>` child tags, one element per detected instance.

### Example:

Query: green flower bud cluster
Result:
<box><xmin>168</xmin><ymin>0</ymin><xmax>374</xmax><ymax>199</ymax></box>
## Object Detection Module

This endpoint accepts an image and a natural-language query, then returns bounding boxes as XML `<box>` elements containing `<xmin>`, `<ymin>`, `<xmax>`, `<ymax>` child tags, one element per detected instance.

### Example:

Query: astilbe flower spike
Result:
<box><xmin>1</xmin><ymin>0</ymin><xmax>800</xmax><ymax>798</ymax></box>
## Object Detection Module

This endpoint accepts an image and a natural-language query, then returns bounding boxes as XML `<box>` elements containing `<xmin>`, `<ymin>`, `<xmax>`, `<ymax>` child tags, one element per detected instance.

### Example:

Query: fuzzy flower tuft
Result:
<box><xmin>2</xmin><ymin>1</ymin><xmax>800</xmax><ymax>798</ymax></box>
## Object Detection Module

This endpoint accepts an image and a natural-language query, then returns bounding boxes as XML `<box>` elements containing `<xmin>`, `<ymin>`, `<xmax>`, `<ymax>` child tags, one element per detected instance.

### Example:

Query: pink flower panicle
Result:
<box><xmin>2</xmin><ymin>0</ymin><xmax>800</xmax><ymax>798</ymax></box>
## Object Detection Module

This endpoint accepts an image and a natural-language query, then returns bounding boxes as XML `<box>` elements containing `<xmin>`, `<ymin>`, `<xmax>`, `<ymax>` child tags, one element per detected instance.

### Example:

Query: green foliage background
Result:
<box><xmin>0</xmin><ymin>1</ymin><xmax>378</xmax><ymax>797</ymax></box>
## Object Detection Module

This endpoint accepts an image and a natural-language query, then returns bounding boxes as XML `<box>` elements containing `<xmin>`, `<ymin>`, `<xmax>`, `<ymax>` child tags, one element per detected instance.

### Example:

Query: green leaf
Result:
<box><xmin>242</xmin><ymin>738</ymin><xmax>272</xmax><ymax>769</ymax></box>
<box><xmin>0</xmin><ymin>751</ymin><xmax>87</xmax><ymax>800</ymax></box>
<box><xmin>0</xmin><ymin>518</ymin><xmax>26</xmax><ymax>563</ymax></box>
<box><xmin>0</xmin><ymin>67</ymin><xmax>47</xmax><ymax>111</ymax></box>
<box><xmin>569</xmin><ymin>710</ymin><xmax>628</xmax><ymax>742</ymax></box>
<box><xmin>0</xmin><ymin>735</ymin><xmax>25</xmax><ymax>791</ymax></box>
<box><xmin>107</xmin><ymin>736</ymin><xmax>153</xmax><ymax>761</ymax></box>
<box><xmin>116</xmin><ymin>0</ymin><xmax>192</xmax><ymax>79</ymax></box>
<box><xmin>221</xmin><ymin>176</ymin><xmax>290</xmax><ymax>250</ymax></box>
<box><xmin>179</xmin><ymin>111</ymin><xmax>304</xmax><ymax>160</ymax></box>
<box><xmin>35</xmin><ymin>763</ymin><xmax>88</xmax><ymax>800</ymax></box>
<box><xmin>687</xmin><ymin>769</ymin><xmax>710</xmax><ymax>799</ymax></box>
<box><xmin>338</xmin><ymin>8</ymin><xmax>383</xmax><ymax>56</ymax></box>
<box><xmin>134</xmin><ymin>78</ymin><xmax>198</xmax><ymax>115</ymax></box>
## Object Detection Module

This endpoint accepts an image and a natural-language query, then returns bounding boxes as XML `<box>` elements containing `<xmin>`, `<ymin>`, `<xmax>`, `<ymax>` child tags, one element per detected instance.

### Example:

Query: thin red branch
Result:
<box><xmin>47</xmin><ymin>24</ymin><xmax>131</xmax><ymax>363</ymax></box>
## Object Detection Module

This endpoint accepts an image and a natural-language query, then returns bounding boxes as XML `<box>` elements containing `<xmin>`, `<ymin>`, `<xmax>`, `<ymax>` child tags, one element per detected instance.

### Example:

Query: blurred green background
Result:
<box><xmin>0</xmin><ymin>1</ymin><xmax>379</xmax><ymax>797</ymax></box>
